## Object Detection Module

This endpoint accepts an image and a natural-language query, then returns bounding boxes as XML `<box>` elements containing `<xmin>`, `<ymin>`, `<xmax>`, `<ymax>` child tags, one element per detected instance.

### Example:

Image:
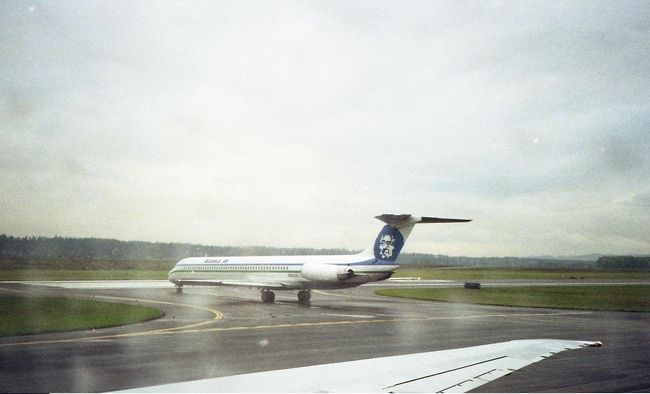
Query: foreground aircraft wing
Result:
<box><xmin>118</xmin><ymin>339</ymin><xmax>601</xmax><ymax>393</ymax></box>
<box><xmin>173</xmin><ymin>279</ymin><xmax>287</xmax><ymax>290</ymax></box>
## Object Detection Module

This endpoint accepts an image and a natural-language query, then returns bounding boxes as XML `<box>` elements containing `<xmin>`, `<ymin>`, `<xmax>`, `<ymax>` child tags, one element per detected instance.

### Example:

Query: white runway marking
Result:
<box><xmin>3</xmin><ymin>280</ymin><xmax>173</xmax><ymax>289</ymax></box>
<box><xmin>325</xmin><ymin>313</ymin><xmax>376</xmax><ymax>319</ymax></box>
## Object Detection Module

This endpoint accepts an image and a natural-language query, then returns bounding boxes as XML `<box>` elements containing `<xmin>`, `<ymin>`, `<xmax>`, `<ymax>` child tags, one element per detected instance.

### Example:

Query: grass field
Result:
<box><xmin>0</xmin><ymin>295</ymin><xmax>164</xmax><ymax>336</ymax></box>
<box><xmin>0</xmin><ymin>269</ymin><xmax>169</xmax><ymax>281</ymax></box>
<box><xmin>376</xmin><ymin>285</ymin><xmax>650</xmax><ymax>312</ymax></box>
<box><xmin>393</xmin><ymin>267</ymin><xmax>650</xmax><ymax>280</ymax></box>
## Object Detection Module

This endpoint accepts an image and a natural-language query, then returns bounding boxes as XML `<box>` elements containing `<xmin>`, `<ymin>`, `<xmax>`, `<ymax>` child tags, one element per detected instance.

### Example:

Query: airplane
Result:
<box><xmin>118</xmin><ymin>339</ymin><xmax>602</xmax><ymax>393</ymax></box>
<box><xmin>168</xmin><ymin>213</ymin><xmax>471</xmax><ymax>303</ymax></box>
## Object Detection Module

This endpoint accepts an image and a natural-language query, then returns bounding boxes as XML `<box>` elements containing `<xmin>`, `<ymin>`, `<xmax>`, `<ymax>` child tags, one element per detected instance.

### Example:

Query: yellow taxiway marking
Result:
<box><xmin>194</xmin><ymin>310</ymin><xmax>592</xmax><ymax>333</ymax></box>
<box><xmin>91</xmin><ymin>294</ymin><xmax>223</xmax><ymax>333</ymax></box>
<box><xmin>1</xmin><ymin>287</ymin><xmax>592</xmax><ymax>348</ymax></box>
<box><xmin>1</xmin><ymin>303</ymin><xmax>590</xmax><ymax>348</ymax></box>
<box><xmin>0</xmin><ymin>288</ymin><xmax>223</xmax><ymax>348</ymax></box>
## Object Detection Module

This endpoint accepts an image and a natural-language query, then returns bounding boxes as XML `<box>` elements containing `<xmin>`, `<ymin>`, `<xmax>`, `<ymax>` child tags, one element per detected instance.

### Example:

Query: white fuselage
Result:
<box><xmin>167</xmin><ymin>252</ymin><xmax>398</xmax><ymax>290</ymax></box>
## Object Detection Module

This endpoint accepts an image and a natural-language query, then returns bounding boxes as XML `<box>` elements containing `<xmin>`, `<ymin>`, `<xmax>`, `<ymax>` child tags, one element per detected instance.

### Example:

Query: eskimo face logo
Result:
<box><xmin>378</xmin><ymin>234</ymin><xmax>395</xmax><ymax>259</ymax></box>
<box><xmin>373</xmin><ymin>225</ymin><xmax>404</xmax><ymax>261</ymax></box>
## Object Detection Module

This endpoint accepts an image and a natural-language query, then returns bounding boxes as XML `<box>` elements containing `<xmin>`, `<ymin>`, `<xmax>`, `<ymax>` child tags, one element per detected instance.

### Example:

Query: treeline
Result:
<box><xmin>596</xmin><ymin>255</ymin><xmax>650</xmax><ymax>269</ymax></box>
<box><xmin>2</xmin><ymin>234</ymin><xmax>647</xmax><ymax>270</ymax></box>
<box><xmin>396</xmin><ymin>253</ymin><xmax>596</xmax><ymax>269</ymax></box>
<box><xmin>0</xmin><ymin>235</ymin><xmax>354</xmax><ymax>262</ymax></box>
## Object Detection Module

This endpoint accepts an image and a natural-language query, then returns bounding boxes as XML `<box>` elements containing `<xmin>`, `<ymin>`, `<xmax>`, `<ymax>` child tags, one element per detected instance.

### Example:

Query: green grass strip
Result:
<box><xmin>376</xmin><ymin>285</ymin><xmax>650</xmax><ymax>312</ymax></box>
<box><xmin>393</xmin><ymin>267</ymin><xmax>650</xmax><ymax>280</ymax></box>
<box><xmin>0</xmin><ymin>269</ymin><xmax>169</xmax><ymax>281</ymax></box>
<box><xmin>0</xmin><ymin>295</ymin><xmax>164</xmax><ymax>336</ymax></box>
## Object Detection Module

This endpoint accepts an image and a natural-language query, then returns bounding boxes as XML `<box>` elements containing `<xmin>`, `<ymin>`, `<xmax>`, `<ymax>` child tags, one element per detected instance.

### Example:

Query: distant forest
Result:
<box><xmin>1</xmin><ymin>234</ymin><xmax>648</xmax><ymax>270</ymax></box>
<box><xmin>0</xmin><ymin>234</ymin><xmax>352</xmax><ymax>261</ymax></box>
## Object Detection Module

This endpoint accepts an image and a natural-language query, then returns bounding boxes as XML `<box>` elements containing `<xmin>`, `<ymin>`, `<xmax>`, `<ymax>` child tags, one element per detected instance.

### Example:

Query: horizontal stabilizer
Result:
<box><xmin>419</xmin><ymin>216</ymin><xmax>472</xmax><ymax>223</ymax></box>
<box><xmin>375</xmin><ymin>214</ymin><xmax>471</xmax><ymax>228</ymax></box>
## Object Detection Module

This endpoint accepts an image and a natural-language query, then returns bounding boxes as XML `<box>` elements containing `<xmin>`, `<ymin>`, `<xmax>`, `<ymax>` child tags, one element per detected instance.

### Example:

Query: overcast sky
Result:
<box><xmin>1</xmin><ymin>1</ymin><xmax>649</xmax><ymax>257</ymax></box>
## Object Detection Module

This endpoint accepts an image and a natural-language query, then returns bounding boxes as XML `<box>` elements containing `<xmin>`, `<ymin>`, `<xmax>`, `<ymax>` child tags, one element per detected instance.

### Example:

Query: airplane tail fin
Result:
<box><xmin>367</xmin><ymin>214</ymin><xmax>471</xmax><ymax>263</ymax></box>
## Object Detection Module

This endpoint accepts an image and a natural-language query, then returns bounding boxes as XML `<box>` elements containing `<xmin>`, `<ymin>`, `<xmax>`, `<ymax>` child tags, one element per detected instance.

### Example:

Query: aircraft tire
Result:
<box><xmin>261</xmin><ymin>290</ymin><xmax>275</xmax><ymax>303</ymax></box>
<box><xmin>298</xmin><ymin>290</ymin><xmax>311</xmax><ymax>303</ymax></box>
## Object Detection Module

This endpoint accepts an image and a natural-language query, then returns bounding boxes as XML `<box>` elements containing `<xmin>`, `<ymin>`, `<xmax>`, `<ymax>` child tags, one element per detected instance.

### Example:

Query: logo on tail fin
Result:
<box><xmin>373</xmin><ymin>225</ymin><xmax>404</xmax><ymax>262</ymax></box>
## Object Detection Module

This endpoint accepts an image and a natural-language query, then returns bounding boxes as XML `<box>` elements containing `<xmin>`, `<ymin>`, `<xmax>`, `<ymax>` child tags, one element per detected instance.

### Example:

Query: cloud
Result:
<box><xmin>630</xmin><ymin>192</ymin><xmax>650</xmax><ymax>208</ymax></box>
<box><xmin>1</xmin><ymin>1</ymin><xmax>649</xmax><ymax>256</ymax></box>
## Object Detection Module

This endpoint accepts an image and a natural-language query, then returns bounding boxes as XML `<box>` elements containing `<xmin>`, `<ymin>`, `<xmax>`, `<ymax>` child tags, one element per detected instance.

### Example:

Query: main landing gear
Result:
<box><xmin>261</xmin><ymin>289</ymin><xmax>275</xmax><ymax>303</ymax></box>
<box><xmin>260</xmin><ymin>289</ymin><xmax>311</xmax><ymax>304</ymax></box>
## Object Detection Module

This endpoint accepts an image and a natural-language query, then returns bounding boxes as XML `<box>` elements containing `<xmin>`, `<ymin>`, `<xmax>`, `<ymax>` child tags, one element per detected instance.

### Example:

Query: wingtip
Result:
<box><xmin>578</xmin><ymin>341</ymin><xmax>603</xmax><ymax>348</ymax></box>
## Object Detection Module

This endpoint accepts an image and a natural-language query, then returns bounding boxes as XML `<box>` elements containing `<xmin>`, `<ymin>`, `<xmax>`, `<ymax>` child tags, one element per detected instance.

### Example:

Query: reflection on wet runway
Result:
<box><xmin>1</xmin><ymin>281</ymin><xmax>648</xmax><ymax>392</ymax></box>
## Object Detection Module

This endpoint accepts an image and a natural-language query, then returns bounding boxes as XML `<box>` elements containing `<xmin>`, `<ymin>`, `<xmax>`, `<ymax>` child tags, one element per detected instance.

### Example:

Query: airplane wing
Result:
<box><xmin>117</xmin><ymin>339</ymin><xmax>601</xmax><ymax>393</ymax></box>
<box><xmin>174</xmin><ymin>280</ymin><xmax>287</xmax><ymax>290</ymax></box>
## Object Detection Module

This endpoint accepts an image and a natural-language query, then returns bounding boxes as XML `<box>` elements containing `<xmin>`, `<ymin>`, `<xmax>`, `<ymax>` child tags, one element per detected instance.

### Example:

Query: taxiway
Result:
<box><xmin>0</xmin><ymin>280</ymin><xmax>648</xmax><ymax>392</ymax></box>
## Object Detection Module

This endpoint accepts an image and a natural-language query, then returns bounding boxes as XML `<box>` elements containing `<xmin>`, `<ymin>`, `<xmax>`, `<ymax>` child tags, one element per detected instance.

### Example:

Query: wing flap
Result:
<box><xmin>388</xmin><ymin>361</ymin><xmax>513</xmax><ymax>393</ymax></box>
<box><xmin>391</xmin><ymin>339</ymin><xmax>599</xmax><ymax>393</ymax></box>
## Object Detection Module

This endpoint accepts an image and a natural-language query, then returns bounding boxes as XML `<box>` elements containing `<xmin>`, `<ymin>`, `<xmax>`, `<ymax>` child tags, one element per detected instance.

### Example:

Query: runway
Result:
<box><xmin>1</xmin><ymin>280</ymin><xmax>648</xmax><ymax>392</ymax></box>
